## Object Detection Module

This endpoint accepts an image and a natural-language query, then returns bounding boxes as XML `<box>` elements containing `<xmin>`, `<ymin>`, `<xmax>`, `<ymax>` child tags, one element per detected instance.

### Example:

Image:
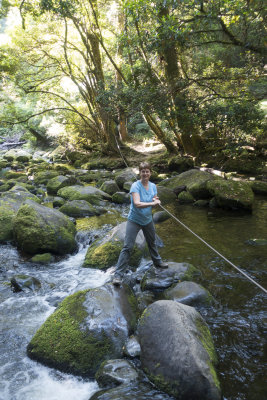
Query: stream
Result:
<box><xmin>0</xmin><ymin>197</ymin><xmax>266</xmax><ymax>400</ymax></box>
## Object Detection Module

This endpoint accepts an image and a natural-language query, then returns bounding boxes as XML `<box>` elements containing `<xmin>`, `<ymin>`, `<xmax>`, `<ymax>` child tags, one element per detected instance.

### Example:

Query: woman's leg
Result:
<box><xmin>115</xmin><ymin>220</ymin><xmax>140</xmax><ymax>278</ymax></box>
<box><xmin>142</xmin><ymin>221</ymin><xmax>162</xmax><ymax>265</ymax></box>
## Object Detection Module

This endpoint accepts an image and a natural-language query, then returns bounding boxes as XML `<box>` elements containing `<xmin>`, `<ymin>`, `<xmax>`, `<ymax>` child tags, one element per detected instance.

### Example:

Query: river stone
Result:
<box><xmin>33</xmin><ymin>170</ymin><xmax>59</xmax><ymax>185</ymax></box>
<box><xmin>246</xmin><ymin>238</ymin><xmax>267</xmax><ymax>246</ymax></box>
<box><xmin>140</xmin><ymin>262</ymin><xmax>200</xmax><ymax>292</ymax></box>
<box><xmin>3</xmin><ymin>170</ymin><xmax>28</xmax><ymax>180</ymax></box>
<box><xmin>177</xmin><ymin>191</ymin><xmax>194</xmax><ymax>204</ymax></box>
<box><xmin>115</xmin><ymin>168</ymin><xmax>137</xmax><ymax>189</ymax></box>
<box><xmin>249</xmin><ymin>180</ymin><xmax>267</xmax><ymax>195</ymax></box>
<box><xmin>59</xmin><ymin>200</ymin><xmax>100</xmax><ymax>218</ymax></box>
<box><xmin>123</xmin><ymin>181</ymin><xmax>133</xmax><ymax>191</ymax></box>
<box><xmin>138</xmin><ymin>300</ymin><xmax>221</xmax><ymax>400</ymax></box>
<box><xmin>10</xmin><ymin>274</ymin><xmax>41</xmax><ymax>292</ymax></box>
<box><xmin>111</xmin><ymin>192</ymin><xmax>130</xmax><ymax>204</ymax></box>
<box><xmin>168</xmin><ymin>156</ymin><xmax>194</xmax><ymax>172</ymax></box>
<box><xmin>100</xmin><ymin>180</ymin><xmax>120</xmax><ymax>196</ymax></box>
<box><xmin>83</xmin><ymin>221</ymin><xmax>145</xmax><ymax>269</ymax></box>
<box><xmin>123</xmin><ymin>335</ymin><xmax>141</xmax><ymax>358</ymax></box>
<box><xmin>3</xmin><ymin>150</ymin><xmax>17</xmax><ymax>161</ymax></box>
<box><xmin>13</xmin><ymin>200</ymin><xmax>77</xmax><ymax>255</ymax></box>
<box><xmin>14</xmin><ymin>150</ymin><xmax>32</xmax><ymax>163</ymax></box>
<box><xmin>207</xmin><ymin>179</ymin><xmax>254</xmax><ymax>210</ymax></box>
<box><xmin>153</xmin><ymin>211</ymin><xmax>171</xmax><ymax>224</ymax></box>
<box><xmin>46</xmin><ymin>175</ymin><xmax>78</xmax><ymax>195</ymax></box>
<box><xmin>27</xmin><ymin>284</ymin><xmax>139</xmax><ymax>377</ymax></box>
<box><xmin>30</xmin><ymin>253</ymin><xmax>55</xmax><ymax>264</ymax></box>
<box><xmin>58</xmin><ymin>185</ymin><xmax>111</xmax><ymax>205</ymax></box>
<box><xmin>90</xmin><ymin>381</ymin><xmax>174</xmax><ymax>400</ymax></box>
<box><xmin>156</xmin><ymin>186</ymin><xmax>177</xmax><ymax>206</ymax></box>
<box><xmin>163</xmin><ymin>281</ymin><xmax>212</xmax><ymax>307</ymax></box>
<box><xmin>95</xmin><ymin>359</ymin><xmax>139</xmax><ymax>388</ymax></box>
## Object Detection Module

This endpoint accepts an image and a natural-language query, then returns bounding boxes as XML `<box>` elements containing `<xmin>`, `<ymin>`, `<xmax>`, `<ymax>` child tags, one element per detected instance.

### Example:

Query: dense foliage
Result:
<box><xmin>0</xmin><ymin>0</ymin><xmax>266</xmax><ymax>157</ymax></box>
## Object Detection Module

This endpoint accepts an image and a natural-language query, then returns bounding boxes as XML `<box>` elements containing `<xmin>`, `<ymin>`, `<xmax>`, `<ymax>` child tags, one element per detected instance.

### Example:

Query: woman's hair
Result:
<box><xmin>139</xmin><ymin>161</ymin><xmax>151</xmax><ymax>171</ymax></box>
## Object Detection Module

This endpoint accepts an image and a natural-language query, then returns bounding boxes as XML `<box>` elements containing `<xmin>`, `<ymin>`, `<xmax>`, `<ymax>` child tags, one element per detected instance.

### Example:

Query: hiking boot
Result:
<box><xmin>154</xmin><ymin>261</ymin><xmax>168</xmax><ymax>269</ymax></box>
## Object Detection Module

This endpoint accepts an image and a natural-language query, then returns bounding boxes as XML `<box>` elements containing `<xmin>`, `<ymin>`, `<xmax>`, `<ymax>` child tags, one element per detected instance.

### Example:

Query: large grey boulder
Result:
<box><xmin>138</xmin><ymin>300</ymin><xmax>221</xmax><ymax>400</ymax></box>
<box><xmin>27</xmin><ymin>284</ymin><xmax>139</xmax><ymax>377</ymax></box>
<box><xmin>157</xmin><ymin>186</ymin><xmax>177</xmax><ymax>205</ymax></box>
<box><xmin>163</xmin><ymin>281</ymin><xmax>213</xmax><ymax>307</ymax></box>
<box><xmin>95</xmin><ymin>359</ymin><xmax>139</xmax><ymax>388</ymax></box>
<box><xmin>13</xmin><ymin>200</ymin><xmax>77</xmax><ymax>255</ymax></box>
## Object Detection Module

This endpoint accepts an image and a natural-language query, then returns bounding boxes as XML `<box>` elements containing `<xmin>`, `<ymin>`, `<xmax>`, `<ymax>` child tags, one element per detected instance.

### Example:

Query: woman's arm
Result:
<box><xmin>132</xmin><ymin>192</ymin><xmax>161</xmax><ymax>208</ymax></box>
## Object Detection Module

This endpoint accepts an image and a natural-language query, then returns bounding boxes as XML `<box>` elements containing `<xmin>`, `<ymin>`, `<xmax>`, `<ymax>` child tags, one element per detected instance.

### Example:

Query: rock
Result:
<box><xmin>246</xmin><ymin>238</ymin><xmax>267</xmax><ymax>246</ymax></box>
<box><xmin>115</xmin><ymin>168</ymin><xmax>137</xmax><ymax>189</ymax></box>
<box><xmin>14</xmin><ymin>150</ymin><xmax>32</xmax><ymax>163</ymax></box>
<box><xmin>58</xmin><ymin>185</ymin><xmax>111</xmax><ymax>205</ymax></box>
<box><xmin>13</xmin><ymin>200</ymin><xmax>77</xmax><ymax>255</ymax></box>
<box><xmin>30</xmin><ymin>253</ymin><xmax>55</xmax><ymax>264</ymax></box>
<box><xmin>111</xmin><ymin>192</ymin><xmax>130</xmax><ymax>204</ymax></box>
<box><xmin>156</xmin><ymin>186</ymin><xmax>177</xmax><ymax>205</ymax></box>
<box><xmin>207</xmin><ymin>179</ymin><xmax>254</xmax><ymax>210</ymax></box>
<box><xmin>168</xmin><ymin>156</ymin><xmax>194</xmax><ymax>172</ymax></box>
<box><xmin>249</xmin><ymin>180</ymin><xmax>267</xmax><ymax>195</ymax></box>
<box><xmin>163</xmin><ymin>281</ymin><xmax>213</xmax><ymax>307</ymax></box>
<box><xmin>46</xmin><ymin>175</ymin><xmax>78</xmax><ymax>195</ymax></box>
<box><xmin>33</xmin><ymin>170</ymin><xmax>59</xmax><ymax>185</ymax></box>
<box><xmin>27</xmin><ymin>284</ymin><xmax>139</xmax><ymax>377</ymax></box>
<box><xmin>90</xmin><ymin>381</ymin><xmax>174</xmax><ymax>400</ymax></box>
<box><xmin>153</xmin><ymin>211</ymin><xmax>170</xmax><ymax>224</ymax></box>
<box><xmin>95</xmin><ymin>359</ymin><xmax>139</xmax><ymax>388</ymax></box>
<box><xmin>10</xmin><ymin>274</ymin><xmax>41</xmax><ymax>292</ymax></box>
<box><xmin>177</xmin><ymin>191</ymin><xmax>195</xmax><ymax>204</ymax></box>
<box><xmin>140</xmin><ymin>262</ymin><xmax>200</xmax><ymax>293</ymax></box>
<box><xmin>138</xmin><ymin>300</ymin><xmax>221</xmax><ymax>400</ymax></box>
<box><xmin>83</xmin><ymin>222</ymin><xmax>145</xmax><ymax>269</ymax></box>
<box><xmin>59</xmin><ymin>200</ymin><xmax>101</xmax><ymax>218</ymax></box>
<box><xmin>193</xmin><ymin>199</ymin><xmax>209</xmax><ymax>207</ymax></box>
<box><xmin>123</xmin><ymin>181</ymin><xmax>133</xmax><ymax>191</ymax></box>
<box><xmin>123</xmin><ymin>335</ymin><xmax>141</xmax><ymax>358</ymax></box>
<box><xmin>0</xmin><ymin>188</ymin><xmax>40</xmax><ymax>242</ymax></box>
<box><xmin>100</xmin><ymin>180</ymin><xmax>120</xmax><ymax>196</ymax></box>
<box><xmin>3</xmin><ymin>171</ymin><xmax>28</xmax><ymax>180</ymax></box>
<box><xmin>160</xmin><ymin>170</ymin><xmax>215</xmax><ymax>198</ymax></box>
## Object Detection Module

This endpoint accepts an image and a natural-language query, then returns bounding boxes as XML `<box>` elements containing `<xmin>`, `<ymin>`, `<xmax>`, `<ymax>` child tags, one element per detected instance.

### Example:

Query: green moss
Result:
<box><xmin>196</xmin><ymin>318</ymin><xmax>220</xmax><ymax>390</ymax></box>
<box><xmin>76</xmin><ymin>212</ymin><xmax>125</xmax><ymax>231</ymax></box>
<box><xmin>83</xmin><ymin>240</ymin><xmax>142</xmax><ymax>270</ymax></box>
<box><xmin>0</xmin><ymin>205</ymin><xmax>15</xmax><ymax>242</ymax></box>
<box><xmin>182</xmin><ymin>264</ymin><xmax>201</xmax><ymax>281</ymax></box>
<box><xmin>27</xmin><ymin>290</ymin><xmax>112</xmax><ymax>377</ymax></box>
<box><xmin>143</xmin><ymin>367</ymin><xmax>181</xmax><ymax>398</ymax></box>
<box><xmin>30</xmin><ymin>253</ymin><xmax>53</xmax><ymax>263</ymax></box>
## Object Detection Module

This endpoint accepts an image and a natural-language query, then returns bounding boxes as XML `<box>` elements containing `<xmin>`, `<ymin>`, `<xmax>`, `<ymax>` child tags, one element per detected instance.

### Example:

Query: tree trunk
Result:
<box><xmin>144</xmin><ymin>113</ymin><xmax>178</xmax><ymax>154</ymax></box>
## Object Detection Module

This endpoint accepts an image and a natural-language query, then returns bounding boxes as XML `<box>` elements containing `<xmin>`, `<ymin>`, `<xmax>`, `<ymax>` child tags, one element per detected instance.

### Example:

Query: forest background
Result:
<box><xmin>0</xmin><ymin>0</ymin><xmax>266</xmax><ymax>173</ymax></box>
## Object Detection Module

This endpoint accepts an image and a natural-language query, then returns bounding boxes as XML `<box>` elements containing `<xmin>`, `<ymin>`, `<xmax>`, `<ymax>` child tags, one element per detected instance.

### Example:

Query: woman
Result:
<box><xmin>113</xmin><ymin>161</ymin><xmax>168</xmax><ymax>285</ymax></box>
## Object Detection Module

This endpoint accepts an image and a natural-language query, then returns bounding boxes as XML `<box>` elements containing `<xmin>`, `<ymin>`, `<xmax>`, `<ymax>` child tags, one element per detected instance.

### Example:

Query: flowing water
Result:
<box><xmin>0</xmin><ymin>198</ymin><xmax>266</xmax><ymax>400</ymax></box>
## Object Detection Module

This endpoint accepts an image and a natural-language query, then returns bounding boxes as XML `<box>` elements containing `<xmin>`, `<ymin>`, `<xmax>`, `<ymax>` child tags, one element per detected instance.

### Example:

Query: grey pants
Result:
<box><xmin>115</xmin><ymin>219</ymin><xmax>162</xmax><ymax>278</ymax></box>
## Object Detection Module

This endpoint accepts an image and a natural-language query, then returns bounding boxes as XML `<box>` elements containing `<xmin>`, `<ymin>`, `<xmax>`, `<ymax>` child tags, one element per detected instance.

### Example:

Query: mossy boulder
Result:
<box><xmin>156</xmin><ymin>186</ymin><xmax>177</xmax><ymax>206</ymax></box>
<box><xmin>13</xmin><ymin>200</ymin><xmax>77</xmax><ymax>255</ymax></box>
<box><xmin>27</xmin><ymin>284</ymin><xmax>139</xmax><ymax>377</ymax></box>
<box><xmin>111</xmin><ymin>192</ymin><xmax>130</xmax><ymax>204</ymax></box>
<box><xmin>34</xmin><ymin>170</ymin><xmax>59</xmax><ymax>185</ymax></box>
<box><xmin>46</xmin><ymin>175</ymin><xmax>78</xmax><ymax>195</ymax></box>
<box><xmin>83</xmin><ymin>221</ymin><xmax>145</xmax><ymax>269</ymax></box>
<box><xmin>115</xmin><ymin>168</ymin><xmax>137</xmax><ymax>189</ymax></box>
<box><xmin>160</xmin><ymin>170</ymin><xmax>215</xmax><ymax>199</ymax></box>
<box><xmin>3</xmin><ymin>171</ymin><xmax>28</xmax><ymax>180</ymax></box>
<box><xmin>59</xmin><ymin>200</ymin><xmax>101</xmax><ymax>218</ymax></box>
<box><xmin>168</xmin><ymin>156</ymin><xmax>194</xmax><ymax>172</ymax></box>
<box><xmin>58</xmin><ymin>185</ymin><xmax>111</xmax><ymax>205</ymax></box>
<box><xmin>177</xmin><ymin>191</ymin><xmax>195</xmax><ymax>204</ymax></box>
<box><xmin>10</xmin><ymin>274</ymin><xmax>41</xmax><ymax>292</ymax></box>
<box><xmin>30</xmin><ymin>253</ymin><xmax>54</xmax><ymax>264</ymax></box>
<box><xmin>207</xmin><ymin>179</ymin><xmax>254</xmax><ymax>210</ymax></box>
<box><xmin>0</xmin><ymin>204</ymin><xmax>15</xmax><ymax>242</ymax></box>
<box><xmin>100</xmin><ymin>180</ymin><xmax>120</xmax><ymax>196</ymax></box>
<box><xmin>249</xmin><ymin>180</ymin><xmax>267</xmax><ymax>195</ymax></box>
<box><xmin>15</xmin><ymin>150</ymin><xmax>32</xmax><ymax>163</ymax></box>
<box><xmin>138</xmin><ymin>300</ymin><xmax>221</xmax><ymax>400</ymax></box>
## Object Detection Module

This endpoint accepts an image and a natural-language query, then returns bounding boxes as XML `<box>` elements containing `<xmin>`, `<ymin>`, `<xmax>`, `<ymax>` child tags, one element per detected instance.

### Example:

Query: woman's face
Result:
<box><xmin>140</xmin><ymin>168</ymin><xmax>151</xmax><ymax>181</ymax></box>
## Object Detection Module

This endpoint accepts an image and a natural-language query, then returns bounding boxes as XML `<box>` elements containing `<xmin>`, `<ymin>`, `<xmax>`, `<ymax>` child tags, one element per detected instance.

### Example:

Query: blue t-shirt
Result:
<box><xmin>128</xmin><ymin>180</ymin><xmax>157</xmax><ymax>225</ymax></box>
